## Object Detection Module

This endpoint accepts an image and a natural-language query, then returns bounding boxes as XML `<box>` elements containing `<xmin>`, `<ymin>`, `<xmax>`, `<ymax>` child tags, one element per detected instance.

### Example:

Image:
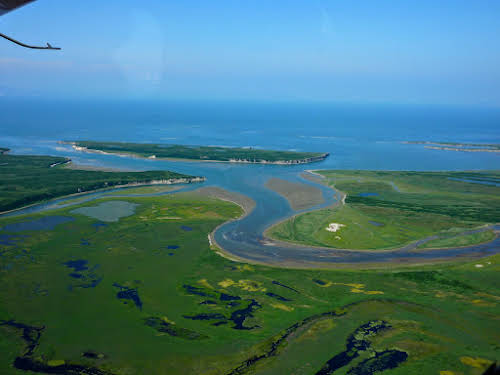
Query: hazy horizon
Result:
<box><xmin>1</xmin><ymin>1</ymin><xmax>500</xmax><ymax>107</ymax></box>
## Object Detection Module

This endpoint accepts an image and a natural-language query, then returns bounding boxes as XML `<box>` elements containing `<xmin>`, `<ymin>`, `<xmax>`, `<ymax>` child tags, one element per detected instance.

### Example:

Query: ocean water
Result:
<box><xmin>1</xmin><ymin>99</ymin><xmax>499</xmax><ymax>171</ymax></box>
<box><xmin>1</xmin><ymin>99</ymin><xmax>499</xmax><ymax>265</ymax></box>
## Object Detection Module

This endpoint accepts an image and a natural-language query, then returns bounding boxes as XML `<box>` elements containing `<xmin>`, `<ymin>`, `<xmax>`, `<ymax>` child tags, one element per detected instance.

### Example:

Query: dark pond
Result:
<box><xmin>167</xmin><ymin>245</ymin><xmax>179</xmax><ymax>249</ymax></box>
<box><xmin>0</xmin><ymin>234</ymin><xmax>26</xmax><ymax>246</ymax></box>
<box><xmin>220</xmin><ymin>293</ymin><xmax>241</xmax><ymax>301</ymax></box>
<box><xmin>65</xmin><ymin>261</ymin><xmax>102</xmax><ymax>289</ymax></box>
<box><xmin>358</xmin><ymin>192</ymin><xmax>379</xmax><ymax>197</ymax></box>
<box><xmin>1</xmin><ymin>216</ymin><xmax>74</xmax><ymax>232</ymax></box>
<box><xmin>82</xmin><ymin>351</ymin><xmax>102</xmax><ymax>359</ymax></box>
<box><xmin>183</xmin><ymin>313</ymin><xmax>226</xmax><ymax>321</ymax></box>
<box><xmin>63</xmin><ymin>260</ymin><xmax>88</xmax><ymax>272</ymax></box>
<box><xmin>0</xmin><ymin>319</ymin><xmax>111</xmax><ymax>374</ymax></box>
<box><xmin>200</xmin><ymin>300</ymin><xmax>217</xmax><ymax>305</ymax></box>
<box><xmin>368</xmin><ymin>221</ymin><xmax>384</xmax><ymax>227</ymax></box>
<box><xmin>315</xmin><ymin>320</ymin><xmax>408</xmax><ymax>375</ymax></box>
<box><xmin>181</xmin><ymin>225</ymin><xmax>193</xmax><ymax>231</ymax></box>
<box><xmin>266</xmin><ymin>292</ymin><xmax>291</xmax><ymax>302</ymax></box>
<box><xmin>313</xmin><ymin>279</ymin><xmax>327</xmax><ymax>286</ymax></box>
<box><xmin>346</xmin><ymin>349</ymin><xmax>408</xmax><ymax>375</ymax></box>
<box><xmin>315</xmin><ymin>320</ymin><xmax>393</xmax><ymax>375</ymax></box>
<box><xmin>113</xmin><ymin>283</ymin><xmax>142</xmax><ymax>310</ymax></box>
<box><xmin>272</xmin><ymin>280</ymin><xmax>299</xmax><ymax>293</ymax></box>
<box><xmin>183</xmin><ymin>284</ymin><xmax>211</xmax><ymax>297</ymax></box>
<box><xmin>230</xmin><ymin>299</ymin><xmax>261</xmax><ymax>330</ymax></box>
<box><xmin>92</xmin><ymin>222</ymin><xmax>107</xmax><ymax>230</ymax></box>
<box><xmin>144</xmin><ymin>317</ymin><xmax>207</xmax><ymax>340</ymax></box>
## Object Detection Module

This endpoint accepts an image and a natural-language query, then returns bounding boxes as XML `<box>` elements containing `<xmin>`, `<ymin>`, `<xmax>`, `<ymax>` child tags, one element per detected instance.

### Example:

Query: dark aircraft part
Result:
<box><xmin>0</xmin><ymin>0</ymin><xmax>61</xmax><ymax>50</ymax></box>
<box><xmin>0</xmin><ymin>32</ymin><xmax>60</xmax><ymax>49</ymax></box>
<box><xmin>0</xmin><ymin>0</ymin><xmax>35</xmax><ymax>16</ymax></box>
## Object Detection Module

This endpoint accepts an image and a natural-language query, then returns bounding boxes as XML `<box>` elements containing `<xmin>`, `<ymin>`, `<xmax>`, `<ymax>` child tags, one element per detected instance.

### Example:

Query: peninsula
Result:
<box><xmin>0</xmin><ymin>147</ymin><xmax>9</xmax><ymax>155</ymax></box>
<box><xmin>0</xmin><ymin>151</ymin><xmax>203</xmax><ymax>213</ymax></box>
<box><xmin>66</xmin><ymin>141</ymin><xmax>329</xmax><ymax>164</ymax></box>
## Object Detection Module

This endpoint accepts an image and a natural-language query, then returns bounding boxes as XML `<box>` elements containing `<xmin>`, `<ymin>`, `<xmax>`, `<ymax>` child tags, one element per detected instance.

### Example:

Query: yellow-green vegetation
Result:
<box><xmin>0</xmin><ymin>192</ymin><xmax>499</xmax><ymax>375</ymax></box>
<box><xmin>268</xmin><ymin>170</ymin><xmax>500</xmax><ymax>250</ymax></box>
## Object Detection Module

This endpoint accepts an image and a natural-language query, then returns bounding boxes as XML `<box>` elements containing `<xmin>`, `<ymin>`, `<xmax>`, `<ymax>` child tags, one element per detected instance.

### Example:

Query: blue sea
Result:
<box><xmin>1</xmin><ymin>99</ymin><xmax>499</xmax><ymax>171</ymax></box>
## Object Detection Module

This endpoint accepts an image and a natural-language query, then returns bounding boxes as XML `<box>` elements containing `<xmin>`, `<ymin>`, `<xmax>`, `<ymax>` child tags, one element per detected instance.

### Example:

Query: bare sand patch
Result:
<box><xmin>326</xmin><ymin>223</ymin><xmax>345</xmax><ymax>232</ymax></box>
<box><xmin>194</xmin><ymin>186</ymin><xmax>256</xmax><ymax>215</ymax></box>
<box><xmin>265</xmin><ymin>177</ymin><xmax>324</xmax><ymax>211</ymax></box>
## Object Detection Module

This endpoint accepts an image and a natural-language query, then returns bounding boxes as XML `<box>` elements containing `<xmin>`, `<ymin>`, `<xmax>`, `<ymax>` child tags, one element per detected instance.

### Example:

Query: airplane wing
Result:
<box><xmin>0</xmin><ymin>0</ymin><xmax>61</xmax><ymax>49</ymax></box>
<box><xmin>0</xmin><ymin>0</ymin><xmax>35</xmax><ymax>16</ymax></box>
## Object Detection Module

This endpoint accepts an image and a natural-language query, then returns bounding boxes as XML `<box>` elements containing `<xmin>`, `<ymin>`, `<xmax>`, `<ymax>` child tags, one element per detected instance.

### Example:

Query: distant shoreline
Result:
<box><xmin>403</xmin><ymin>141</ymin><xmax>500</xmax><ymax>153</ymax></box>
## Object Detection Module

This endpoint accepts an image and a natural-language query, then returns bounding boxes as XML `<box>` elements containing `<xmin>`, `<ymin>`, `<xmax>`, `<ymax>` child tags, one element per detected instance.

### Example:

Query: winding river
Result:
<box><xmin>1</xmin><ymin>146</ymin><xmax>499</xmax><ymax>268</ymax></box>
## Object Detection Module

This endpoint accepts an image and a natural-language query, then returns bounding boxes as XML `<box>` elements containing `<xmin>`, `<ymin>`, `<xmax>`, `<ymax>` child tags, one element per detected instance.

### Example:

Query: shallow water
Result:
<box><xmin>0</xmin><ymin>216</ymin><xmax>74</xmax><ymax>232</ymax></box>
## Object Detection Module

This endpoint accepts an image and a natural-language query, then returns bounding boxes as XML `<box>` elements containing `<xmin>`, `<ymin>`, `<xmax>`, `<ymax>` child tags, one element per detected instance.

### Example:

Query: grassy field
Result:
<box><xmin>69</xmin><ymin>141</ymin><xmax>328</xmax><ymax>163</ymax></box>
<box><xmin>418</xmin><ymin>229</ymin><xmax>496</xmax><ymax>250</ymax></box>
<box><xmin>268</xmin><ymin>170</ymin><xmax>500</xmax><ymax>250</ymax></box>
<box><xmin>0</xmin><ymin>152</ymin><xmax>200</xmax><ymax>213</ymax></box>
<box><xmin>0</xmin><ymin>189</ymin><xmax>498</xmax><ymax>375</ymax></box>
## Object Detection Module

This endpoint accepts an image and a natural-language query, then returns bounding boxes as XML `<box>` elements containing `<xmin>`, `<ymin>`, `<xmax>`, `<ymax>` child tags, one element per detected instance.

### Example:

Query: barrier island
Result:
<box><xmin>66</xmin><ymin>141</ymin><xmax>329</xmax><ymax>164</ymax></box>
<box><xmin>404</xmin><ymin>141</ymin><xmax>500</xmax><ymax>153</ymax></box>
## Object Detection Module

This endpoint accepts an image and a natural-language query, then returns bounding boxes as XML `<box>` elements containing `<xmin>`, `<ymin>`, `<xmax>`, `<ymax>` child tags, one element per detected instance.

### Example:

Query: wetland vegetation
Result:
<box><xmin>0</xmin><ymin>188</ymin><xmax>498</xmax><ymax>374</ymax></box>
<box><xmin>268</xmin><ymin>170</ymin><xmax>500</xmax><ymax>250</ymax></box>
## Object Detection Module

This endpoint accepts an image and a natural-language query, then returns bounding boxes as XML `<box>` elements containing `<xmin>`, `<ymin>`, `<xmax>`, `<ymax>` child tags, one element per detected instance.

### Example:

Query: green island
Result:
<box><xmin>404</xmin><ymin>141</ymin><xmax>500</xmax><ymax>153</ymax></box>
<box><xmin>267</xmin><ymin>170</ymin><xmax>500</xmax><ymax>250</ymax></box>
<box><xmin>1</xmin><ymin>187</ymin><xmax>499</xmax><ymax>375</ymax></box>
<box><xmin>0</xmin><ymin>147</ymin><xmax>10</xmax><ymax>155</ymax></box>
<box><xmin>67</xmin><ymin>141</ymin><xmax>329</xmax><ymax>164</ymax></box>
<box><xmin>0</xmin><ymin>152</ymin><xmax>203</xmax><ymax>213</ymax></box>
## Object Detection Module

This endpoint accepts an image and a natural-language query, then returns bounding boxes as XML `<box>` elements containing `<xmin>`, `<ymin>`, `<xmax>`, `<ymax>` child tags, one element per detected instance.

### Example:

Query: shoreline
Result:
<box><xmin>193</xmin><ymin>187</ymin><xmax>258</xmax><ymax>264</ymax></box>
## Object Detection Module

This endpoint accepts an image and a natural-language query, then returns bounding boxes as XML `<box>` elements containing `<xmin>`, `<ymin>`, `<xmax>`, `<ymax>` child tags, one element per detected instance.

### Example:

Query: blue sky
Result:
<box><xmin>0</xmin><ymin>0</ymin><xmax>499</xmax><ymax>106</ymax></box>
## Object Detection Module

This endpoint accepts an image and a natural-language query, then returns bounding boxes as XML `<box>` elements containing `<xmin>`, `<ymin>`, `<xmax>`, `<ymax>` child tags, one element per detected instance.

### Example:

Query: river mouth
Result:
<box><xmin>1</xmin><ymin>147</ymin><xmax>498</xmax><ymax>268</ymax></box>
